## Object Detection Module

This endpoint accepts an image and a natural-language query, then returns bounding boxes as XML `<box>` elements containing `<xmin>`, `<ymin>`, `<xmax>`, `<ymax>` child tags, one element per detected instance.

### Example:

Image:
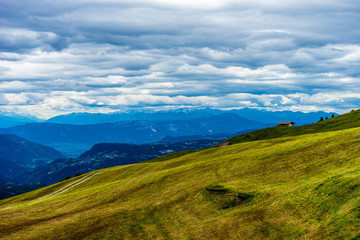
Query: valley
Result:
<box><xmin>15</xmin><ymin>139</ymin><xmax>222</xmax><ymax>186</ymax></box>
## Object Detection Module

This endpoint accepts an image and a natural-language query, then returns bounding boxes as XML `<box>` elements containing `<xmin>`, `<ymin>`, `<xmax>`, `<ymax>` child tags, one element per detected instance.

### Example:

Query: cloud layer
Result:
<box><xmin>0</xmin><ymin>0</ymin><xmax>359</xmax><ymax>118</ymax></box>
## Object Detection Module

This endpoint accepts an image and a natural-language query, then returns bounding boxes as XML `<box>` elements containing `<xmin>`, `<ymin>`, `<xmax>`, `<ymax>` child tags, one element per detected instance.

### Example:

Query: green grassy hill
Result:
<box><xmin>228</xmin><ymin>109</ymin><xmax>360</xmax><ymax>144</ymax></box>
<box><xmin>0</xmin><ymin>121</ymin><xmax>360</xmax><ymax>239</ymax></box>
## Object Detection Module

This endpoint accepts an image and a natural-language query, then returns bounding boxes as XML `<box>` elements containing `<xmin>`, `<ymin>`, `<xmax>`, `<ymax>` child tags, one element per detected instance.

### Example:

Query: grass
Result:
<box><xmin>228</xmin><ymin>108</ymin><xmax>360</xmax><ymax>144</ymax></box>
<box><xmin>0</xmin><ymin>118</ymin><xmax>360</xmax><ymax>239</ymax></box>
<box><xmin>153</xmin><ymin>109</ymin><xmax>360</xmax><ymax>163</ymax></box>
<box><xmin>144</xmin><ymin>149</ymin><xmax>196</xmax><ymax>163</ymax></box>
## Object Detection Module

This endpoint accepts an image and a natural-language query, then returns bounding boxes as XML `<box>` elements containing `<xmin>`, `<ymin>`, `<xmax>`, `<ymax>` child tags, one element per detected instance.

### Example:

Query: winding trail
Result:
<box><xmin>39</xmin><ymin>172</ymin><xmax>99</xmax><ymax>200</ymax></box>
<box><xmin>0</xmin><ymin>171</ymin><xmax>99</xmax><ymax>211</ymax></box>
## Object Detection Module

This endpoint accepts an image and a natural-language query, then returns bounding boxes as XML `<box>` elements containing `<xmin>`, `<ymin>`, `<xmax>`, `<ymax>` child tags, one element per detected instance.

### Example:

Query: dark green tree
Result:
<box><xmin>331</xmin><ymin>114</ymin><xmax>335</xmax><ymax>118</ymax></box>
<box><xmin>319</xmin><ymin>116</ymin><xmax>324</xmax><ymax>121</ymax></box>
<box><xmin>325</xmin><ymin>116</ymin><xmax>328</xmax><ymax>120</ymax></box>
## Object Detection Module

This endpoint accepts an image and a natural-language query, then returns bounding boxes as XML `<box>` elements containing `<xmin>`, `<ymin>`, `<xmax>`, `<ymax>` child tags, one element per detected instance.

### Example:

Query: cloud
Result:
<box><xmin>0</xmin><ymin>93</ymin><xmax>8</xmax><ymax>105</ymax></box>
<box><xmin>0</xmin><ymin>27</ymin><xmax>68</xmax><ymax>51</ymax></box>
<box><xmin>0</xmin><ymin>81</ymin><xmax>35</xmax><ymax>92</ymax></box>
<box><xmin>0</xmin><ymin>0</ymin><xmax>359</xmax><ymax>118</ymax></box>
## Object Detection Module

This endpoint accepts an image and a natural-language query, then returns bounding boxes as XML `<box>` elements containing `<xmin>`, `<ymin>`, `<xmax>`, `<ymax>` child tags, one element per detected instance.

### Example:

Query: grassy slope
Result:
<box><xmin>0</xmin><ymin>126</ymin><xmax>360</xmax><ymax>239</ymax></box>
<box><xmin>228</xmin><ymin>109</ymin><xmax>360</xmax><ymax>144</ymax></box>
<box><xmin>148</xmin><ymin>109</ymin><xmax>360</xmax><ymax>164</ymax></box>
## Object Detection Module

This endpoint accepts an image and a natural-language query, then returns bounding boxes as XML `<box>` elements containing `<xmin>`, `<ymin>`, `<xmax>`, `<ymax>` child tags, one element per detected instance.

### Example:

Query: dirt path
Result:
<box><xmin>39</xmin><ymin>171</ymin><xmax>99</xmax><ymax>200</ymax></box>
<box><xmin>0</xmin><ymin>171</ymin><xmax>100</xmax><ymax>211</ymax></box>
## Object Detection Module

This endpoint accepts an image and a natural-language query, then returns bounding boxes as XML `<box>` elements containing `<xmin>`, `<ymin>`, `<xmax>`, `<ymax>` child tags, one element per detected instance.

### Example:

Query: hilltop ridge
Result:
<box><xmin>228</xmin><ymin>109</ymin><xmax>360</xmax><ymax>144</ymax></box>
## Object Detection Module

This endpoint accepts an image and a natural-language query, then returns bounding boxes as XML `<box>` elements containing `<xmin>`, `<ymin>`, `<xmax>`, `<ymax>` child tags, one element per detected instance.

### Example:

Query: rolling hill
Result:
<box><xmin>15</xmin><ymin>139</ymin><xmax>220</xmax><ymax>186</ymax></box>
<box><xmin>0</xmin><ymin>111</ymin><xmax>359</xmax><ymax>239</ymax></box>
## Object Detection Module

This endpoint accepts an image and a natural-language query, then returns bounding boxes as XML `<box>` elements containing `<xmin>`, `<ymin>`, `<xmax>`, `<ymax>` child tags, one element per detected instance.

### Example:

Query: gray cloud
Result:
<box><xmin>0</xmin><ymin>0</ymin><xmax>359</xmax><ymax>118</ymax></box>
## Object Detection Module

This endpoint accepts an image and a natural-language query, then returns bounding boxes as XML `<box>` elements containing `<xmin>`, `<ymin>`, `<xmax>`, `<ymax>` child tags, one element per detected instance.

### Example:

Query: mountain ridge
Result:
<box><xmin>0</xmin><ymin>113</ymin><xmax>268</xmax><ymax>156</ymax></box>
<box><xmin>0</xmin><ymin>114</ymin><xmax>40</xmax><ymax>128</ymax></box>
<box><xmin>45</xmin><ymin>108</ymin><xmax>336</xmax><ymax>125</ymax></box>
<box><xmin>0</xmin><ymin>134</ymin><xmax>65</xmax><ymax>179</ymax></box>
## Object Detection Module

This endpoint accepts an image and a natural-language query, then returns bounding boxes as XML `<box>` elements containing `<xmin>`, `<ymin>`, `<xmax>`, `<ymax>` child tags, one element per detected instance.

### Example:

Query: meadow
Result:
<box><xmin>0</xmin><ymin>112</ymin><xmax>360</xmax><ymax>239</ymax></box>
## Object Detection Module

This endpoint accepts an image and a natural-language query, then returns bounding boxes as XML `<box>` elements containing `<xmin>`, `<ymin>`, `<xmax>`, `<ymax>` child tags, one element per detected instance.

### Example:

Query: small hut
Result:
<box><xmin>277</xmin><ymin>121</ymin><xmax>295</xmax><ymax>127</ymax></box>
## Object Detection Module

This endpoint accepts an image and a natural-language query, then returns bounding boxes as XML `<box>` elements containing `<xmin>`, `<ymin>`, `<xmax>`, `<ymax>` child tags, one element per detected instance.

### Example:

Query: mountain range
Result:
<box><xmin>0</xmin><ymin>113</ymin><xmax>40</xmax><ymax>128</ymax></box>
<box><xmin>0</xmin><ymin>113</ymin><xmax>268</xmax><ymax>157</ymax></box>
<box><xmin>1</xmin><ymin>108</ymin><xmax>336</xmax><ymax>127</ymax></box>
<box><xmin>46</xmin><ymin>108</ymin><xmax>335</xmax><ymax>125</ymax></box>
<box><xmin>0</xmin><ymin>108</ymin><xmax>336</xmax><ymax>157</ymax></box>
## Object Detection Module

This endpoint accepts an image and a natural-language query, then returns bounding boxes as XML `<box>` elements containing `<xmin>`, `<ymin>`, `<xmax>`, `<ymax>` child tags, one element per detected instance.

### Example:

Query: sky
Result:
<box><xmin>0</xmin><ymin>0</ymin><xmax>360</xmax><ymax>119</ymax></box>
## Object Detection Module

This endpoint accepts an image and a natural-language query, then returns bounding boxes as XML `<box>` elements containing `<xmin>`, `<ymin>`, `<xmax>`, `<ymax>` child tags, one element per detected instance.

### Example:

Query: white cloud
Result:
<box><xmin>0</xmin><ymin>81</ymin><xmax>35</xmax><ymax>91</ymax></box>
<box><xmin>0</xmin><ymin>93</ymin><xmax>8</xmax><ymax>104</ymax></box>
<box><xmin>4</xmin><ymin>92</ymin><xmax>46</xmax><ymax>105</ymax></box>
<box><xmin>331</xmin><ymin>45</ymin><xmax>360</xmax><ymax>63</ymax></box>
<box><xmin>0</xmin><ymin>0</ymin><xmax>360</xmax><ymax>117</ymax></box>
